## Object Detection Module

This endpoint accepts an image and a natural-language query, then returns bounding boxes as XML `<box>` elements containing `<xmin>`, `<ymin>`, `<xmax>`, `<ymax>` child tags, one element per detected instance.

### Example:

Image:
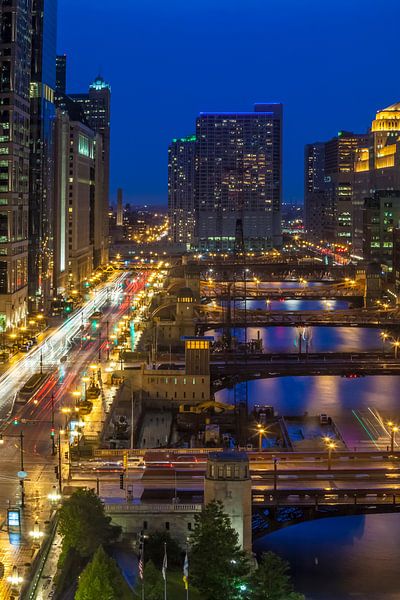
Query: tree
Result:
<box><xmin>145</xmin><ymin>531</ymin><xmax>182</xmax><ymax>569</ymax></box>
<box><xmin>142</xmin><ymin>560</ymin><xmax>164</xmax><ymax>600</ymax></box>
<box><xmin>249</xmin><ymin>551</ymin><xmax>305</xmax><ymax>600</ymax></box>
<box><xmin>75</xmin><ymin>545</ymin><xmax>131</xmax><ymax>600</ymax></box>
<box><xmin>59</xmin><ymin>488</ymin><xmax>121</xmax><ymax>558</ymax></box>
<box><xmin>190</xmin><ymin>500</ymin><xmax>249</xmax><ymax>600</ymax></box>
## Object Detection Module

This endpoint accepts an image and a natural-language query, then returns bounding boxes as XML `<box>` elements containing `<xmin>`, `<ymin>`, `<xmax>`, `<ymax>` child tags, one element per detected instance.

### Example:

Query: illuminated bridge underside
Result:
<box><xmin>198</xmin><ymin>309</ymin><xmax>400</xmax><ymax>329</ymax></box>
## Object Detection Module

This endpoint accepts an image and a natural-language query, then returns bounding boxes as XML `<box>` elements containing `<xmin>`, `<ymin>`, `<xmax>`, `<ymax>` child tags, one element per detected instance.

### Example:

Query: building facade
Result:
<box><xmin>354</xmin><ymin>103</ymin><xmax>400</xmax><ymax>257</ymax></box>
<box><xmin>29</xmin><ymin>0</ymin><xmax>58</xmax><ymax>312</ymax></box>
<box><xmin>362</xmin><ymin>190</ymin><xmax>400</xmax><ymax>267</ymax></box>
<box><xmin>195</xmin><ymin>104</ymin><xmax>282</xmax><ymax>252</ymax></box>
<box><xmin>0</xmin><ymin>0</ymin><xmax>32</xmax><ymax>327</ymax></box>
<box><xmin>69</xmin><ymin>76</ymin><xmax>111</xmax><ymax>267</ymax></box>
<box><xmin>304</xmin><ymin>142</ymin><xmax>334</xmax><ymax>242</ymax></box>
<box><xmin>168</xmin><ymin>135</ymin><xmax>196</xmax><ymax>248</ymax></box>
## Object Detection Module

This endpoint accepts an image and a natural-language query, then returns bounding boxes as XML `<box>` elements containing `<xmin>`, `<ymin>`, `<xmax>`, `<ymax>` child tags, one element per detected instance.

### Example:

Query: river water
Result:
<box><xmin>211</xmin><ymin>292</ymin><xmax>400</xmax><ymax>599</ymax></box>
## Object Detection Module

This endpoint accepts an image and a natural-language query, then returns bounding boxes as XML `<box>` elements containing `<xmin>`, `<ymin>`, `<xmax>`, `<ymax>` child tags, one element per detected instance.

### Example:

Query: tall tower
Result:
<box><xmin>29</xmin><ymin>0</ymin><xmax>58</xmax><ymax>311</ymax></box>
<box><xmin>196</xmin><ymin>103</ymin><xmax>282</xmax><ymax>252</ymax></box>
<box><xmin>168</xmin><ymin>135</ymin><xmax>196</xmax><ymax>247</ymax></box>
<box><xmin>205</xmin><ymin>452</ymin><xmax>252</xmax><ymax>552</ymax></box>
<box><xmin>0</xmin><ymin>0</ymin><xmax>32</xmax><ymax>326</ymax></box>
<box><xmin>69</xmin><ymin>76</ymin><xmax>111</xmax><ymax>267</ymax></box>
<box><xmin>116</xmin><ymin>188</ymin><xmax>123</xmax><ymax>226</ymax></box>
<box><xmin>56</xmin><ymin>54</ymin><xmax>66</xmax><ymax>94</ymax></box>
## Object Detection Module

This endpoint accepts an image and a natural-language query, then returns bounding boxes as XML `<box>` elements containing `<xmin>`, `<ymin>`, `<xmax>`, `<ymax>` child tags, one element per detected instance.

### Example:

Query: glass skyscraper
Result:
<box><xmin>29</xmin><ymin>0</ymin><xmax>58</xmax><ymax>311</ymax></box>
<box><xmin>168</xmin><ymin>135</ymin><xmax>196</xmax><ymax>247</ymax></box>
<box><xmin>0</xmin><ymin>0</ymin><xmax>32</xmax><ymax>327</ymax></box>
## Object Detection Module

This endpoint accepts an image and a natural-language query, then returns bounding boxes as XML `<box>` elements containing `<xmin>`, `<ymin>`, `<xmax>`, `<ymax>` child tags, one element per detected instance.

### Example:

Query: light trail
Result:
<box><xmin>0</xmin><ymin>272</ymin><xmax>128</xmax><ymax>420</ymax></box>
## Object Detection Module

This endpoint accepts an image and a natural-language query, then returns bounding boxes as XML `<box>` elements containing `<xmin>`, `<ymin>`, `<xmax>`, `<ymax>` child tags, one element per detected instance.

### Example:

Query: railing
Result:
<box><xmin>104</xmin><ymin>503</ymin><xmax>202</xmax><ymax>513</ymax></box>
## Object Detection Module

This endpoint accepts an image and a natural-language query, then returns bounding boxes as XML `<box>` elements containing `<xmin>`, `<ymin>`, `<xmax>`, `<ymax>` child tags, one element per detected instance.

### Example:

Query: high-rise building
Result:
<box><xmin>168</xmin><ymin>135</ymin><xmax>196</xmax><ymax>247</ymax></box>
<box><xmin>69</xmin><ymin>76</ymin><xmax>111</xmax><ymax>267</ymax></box>
<box><xmin>353</xmin><ymin>103</ymin><xmax>400</xmax><ymax>257</ymax></box>
<box><xmin>363</xmin><ymin>190</ymin><xmax>400</xmax><ymax>267</ymax></box>
<box><xmin>195</xmin><ymin>104</ymin><xmax>282</xmax><ymax>252</ymax></box>
<box><xmin>116</xmin><ymin>188</ymin><xmax>123</xmax><ymax>227</ymax></box>
<box><xmin>29</xmin><ymin>0</ymin><xmax>58</xmax><ymax>312</ymax></box>
<box><xmin>56</xmin><ymin>54</ymin><xmax>66</xmax><ymax>94</ymax></box>
<box><xmin>0</xmin><ymin>0</ymin><xmax>32</xmax><ymax>327</ymax></box>
<box><xmin>325</xmin><ymin>131</ymin><xmax>368</xmax><ymax>247</ymax></box>
<box><xmin>304</xmin><ymin>131</ymin><xmax>367</xmax><ymax>247</ymax></box>
<box><xmin>304</xmin><ymin>142</ymin><xmax>334</xmax><ymax>242</ymax></box>
<box><xmin>53</xmin><ymin>109</ymin><xmax>103</xmax><ymax>291</ymax></box>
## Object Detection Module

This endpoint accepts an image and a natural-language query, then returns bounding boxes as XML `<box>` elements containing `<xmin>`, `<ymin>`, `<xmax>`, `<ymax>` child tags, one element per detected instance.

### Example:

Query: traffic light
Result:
<box><xmin>13</xmin><ymin>418</ymin><xmax>19</xmax><ymax>426</ymax></box>
<box><xmin>54</xmin><ymin>466</ymin><xmax>59</xmax><ymax>480</ymax></box>
<box><xmin>50</xmin><ymin>427</ymin><xmax>55</xmax><ymax>438</ymax></box>
<box><xmin>119</xmin><ymin>472</ymin><xmax>124</xmax><ymax>490</ymax></box>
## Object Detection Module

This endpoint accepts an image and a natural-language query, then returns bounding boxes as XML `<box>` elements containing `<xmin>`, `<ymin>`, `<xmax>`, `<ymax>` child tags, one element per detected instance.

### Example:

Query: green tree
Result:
<box><xmin>249</xmin><ymin>551</ymin><xmax>304</xmax><ymax>600</ymax></box>
<box><xmin>59</xmin><ymin>488</ymin><xmax>121</xmax><ymax>558</ymax></box>
<box><xmin>190</xmin><ymin>500</ymin><xmax>249</xmax><ymax>600</ymax></box>
<box><xmin>142</xmin><ymin>560</ymin><xmax>164</xmax><ymax>600</ymax></box>
<box><xmin>145</xmin><ymin>531</ymin><xmax>182</xmax><ymax>569</ymax></box>
<box><xmin>75</xmin><ymin>545</ymin><xmax>131</xmax><ymax>600</ymax></box>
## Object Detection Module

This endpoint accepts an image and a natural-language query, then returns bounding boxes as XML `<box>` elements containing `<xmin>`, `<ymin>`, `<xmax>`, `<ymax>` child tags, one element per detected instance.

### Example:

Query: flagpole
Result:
<box><xmin>164</xmin><ymin>542</ymin><xmax>167</xmax><ymax>600</ymax></box>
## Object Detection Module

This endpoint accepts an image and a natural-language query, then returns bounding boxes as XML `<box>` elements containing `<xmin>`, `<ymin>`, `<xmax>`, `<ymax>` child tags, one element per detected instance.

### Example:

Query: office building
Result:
<box><xmin>116</xmin><ymin>188</ymin><xmax>123</xmax><ymax>227</ymax></box>
<box><xmin>0</xmin><ymin>0</ymin><xmax>32</xmax><ymax>327</ymax></box>
<box><xmin>354</xmin><ymin>103</ymin><xmax>400</xmax><ymax>256</ymax></box>
<box><xmin>304</xmin><ymin>142</ymin><xmax>334</xmax><ymax>242</ymax></box>
<box><xmin>304</xmin><ymin>131</ymin><xmax>367</xmax><ymax>248</ymax></box>
<box><xmin>363</xmin><ymin>190</ymin><xmax>400</xmax><ymax>267</ymax></box>
<box><xmin>69</xmin><ymin>76</ymin><xmax>111</xmax><ymax>267</ymax></box>
<box><xmin>29</xmin><ymin>0</ymin><xmax>58</xmax><ymax>312</ymax></box>
<box><xmin>168</xmin><ymin>135</ymin><xmax>196</xmax><ymax>247</ymax></box>
<box><xmin>53</xmin><ymin>109</ymin><xmax>103</xmax><ymax>290</ymax></box>
<box><xmin>56</xmin><ymin>54</ymin><xmax>66</xmax><ymax>94</ymax></box>
<box><xmin>196</xmin><ymin>104</ymin><xmax>282</xmax><ymax>252</ymax></box>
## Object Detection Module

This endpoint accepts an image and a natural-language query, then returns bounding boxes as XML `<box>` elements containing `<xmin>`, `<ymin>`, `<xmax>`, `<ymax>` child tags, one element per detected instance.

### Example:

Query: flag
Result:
<box><xmin>162</xmin><ymin>544</ymin><xmax>168</xmax><ymax>581</ymax></box>
<box><xmin>183</xmin><ymin>551</ymin><xmax>189</xmax><ymax>590</ymax></box>
<box><xmin>138</xmin><ymin>548</ymin><xmax>144</xmax><ymax>581</ymax></box>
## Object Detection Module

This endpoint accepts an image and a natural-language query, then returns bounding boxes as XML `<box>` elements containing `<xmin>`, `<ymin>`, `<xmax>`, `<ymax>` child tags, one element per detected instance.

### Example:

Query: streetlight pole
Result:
<box><xmin>51</xmin><ymin>393</ymin><xmax>55</xmax><ymax>455</ymax></box>
<box><xmin>19</xmin><ymin>431</ymin><xmax>25</xmax><ymax>508</ymax></box>
<box><xmin>328</xmin><ymin>442</ymin><xmax>335</xmax><ymax>470</ymax></box>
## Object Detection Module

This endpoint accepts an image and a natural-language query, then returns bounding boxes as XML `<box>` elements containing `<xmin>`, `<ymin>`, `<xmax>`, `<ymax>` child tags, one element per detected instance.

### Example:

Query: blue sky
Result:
<box><xmin>58</xmin><ymin>0</ymin><xmax>400</xmax><ymax>206</ymax></box>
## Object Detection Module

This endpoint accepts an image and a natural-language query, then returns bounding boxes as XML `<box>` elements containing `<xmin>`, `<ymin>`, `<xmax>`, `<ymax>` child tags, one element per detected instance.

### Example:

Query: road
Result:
<box><xmin>0</xmin><ymin>269</ymin><xmax>150</xmax><ymax>599</ymax></box>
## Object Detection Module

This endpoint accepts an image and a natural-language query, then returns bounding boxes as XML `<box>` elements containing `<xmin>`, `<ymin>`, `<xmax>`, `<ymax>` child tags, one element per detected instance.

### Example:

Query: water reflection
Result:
<box><xmin>255</xmin><ymin>513</ymin><xmax>400</xmax><ymax>600</ymax></box>
<box><xmin>216</xmin><ymin>375</ymin><xmax>400</xmax><ymax>417</ymax></box>
<box><xmin>209</xmin><ymin>326</ymin><xmax>383</xmax><ymax>353</ymax></box>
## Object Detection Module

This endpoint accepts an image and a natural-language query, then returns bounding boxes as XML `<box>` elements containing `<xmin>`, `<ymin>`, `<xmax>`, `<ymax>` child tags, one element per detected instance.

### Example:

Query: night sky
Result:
<box><xmin>58</xmin><ymin>0</ymin><xmax>400</xmax><ymax>207</ymax></box>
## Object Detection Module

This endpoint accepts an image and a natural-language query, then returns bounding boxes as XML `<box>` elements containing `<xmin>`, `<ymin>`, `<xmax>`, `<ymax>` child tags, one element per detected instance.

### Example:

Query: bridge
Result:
<box><xmin>201</xmin><ymin>280</ymin><xmax>364</xmax><ymax>300</ymax></box>
<box><xmin>197</xmin><ymin>308</ymin><xmax>400</xmax><ymax>329</ymax></box>
<box><xmin>210</xmin><ymin>353</ymin><xmax>400</xmax><ymax>385</ymax></box>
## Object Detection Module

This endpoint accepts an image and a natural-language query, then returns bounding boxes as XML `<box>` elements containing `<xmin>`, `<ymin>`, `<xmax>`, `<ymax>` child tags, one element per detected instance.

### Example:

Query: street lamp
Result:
<box><xmin>393</xmin><ymin>340</ymin><xmax>400</xmax><ymax>359</ymax></box>
<box><xmin>7</xmin><ymin>565</ymin><xmax>23</xmax><ymax>587</ymax></box>
<box><xmin>388</xmin><ymin>422</ymin><xmax>399</xmax><ymax>453</ymax></box>
<box><xmin>326</xmin><ymin>441</ymin><xmax>336</xmax><ymax>470</ymax></box>
<box><xmin>29</xmin><ymin>520</ymin><xmax>44</xmax><ymax>542</ymax></box>
<box><xmin>381</xmin><ymin>331</ymin><xmax>389</xmax><ymax>356</ymax></box>
<box><xmin>256</xmin><ymin>423</ymin><xmax>267</xmax><ymax>451</ymax></box>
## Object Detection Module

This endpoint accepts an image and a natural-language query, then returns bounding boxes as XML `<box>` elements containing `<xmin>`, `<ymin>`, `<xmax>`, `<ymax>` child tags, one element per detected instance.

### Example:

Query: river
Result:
<box><xmin>212</xmin><ymin>292</ymin><xmax>400</xmax><ymax>599</ymax></box>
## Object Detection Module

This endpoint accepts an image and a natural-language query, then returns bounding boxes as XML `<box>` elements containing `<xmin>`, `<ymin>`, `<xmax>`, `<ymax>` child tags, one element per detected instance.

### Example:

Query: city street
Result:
<box><xmin>0</xmin><ymin>269</ymin><xmax>152</xmax><ymax>598</ymax></box>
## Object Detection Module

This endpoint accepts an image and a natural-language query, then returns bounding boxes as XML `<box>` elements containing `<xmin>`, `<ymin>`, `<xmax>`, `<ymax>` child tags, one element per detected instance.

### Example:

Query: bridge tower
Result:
<box><xmin>205</xmin><ymin>451</ymin><xmax>252</xmax><ymax>552</ymax></box>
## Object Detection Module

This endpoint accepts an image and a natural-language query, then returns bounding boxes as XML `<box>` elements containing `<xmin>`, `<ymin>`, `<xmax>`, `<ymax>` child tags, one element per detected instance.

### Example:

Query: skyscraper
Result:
<box><xmin>56</xmin><ymin>54</ymin><xmax>67</xmax><ymax>94</ymax></box>
<box><xmin>304</xmin><ymin>131</ymin><xmax>367</xmax><ymax>248</ymax></box>
<box><xmin>29</xmin><ymin>0</ymin><xmax>58</xmax><ymax>311</ymax></box>
<box><xmin>195</xmin><ymin>104</ymin><xmax>282</xmax><ymax>252</ymax></box>
<box><xmin>0</xmin><ymin>0</ymin><xmax>32</xmax><ymax>327</ymax></box>
<box><xmin>69</xmin><ymin>76</ymin><xmax>111</xmax><ymax>266</ymax></box>
<box><xmin>304</xmin><ymin>142</ymin><xmax>334</xmax><ymax>242</ymax></box>
<box><xmin>168</xmin><ymin>135</ymin><xmax>196</xmax><ymax>247</ymax></box>
<box><xmin>353</xmin><ymin>103</ymin><xmax>400</xmax><ymax>257</ymax></box>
